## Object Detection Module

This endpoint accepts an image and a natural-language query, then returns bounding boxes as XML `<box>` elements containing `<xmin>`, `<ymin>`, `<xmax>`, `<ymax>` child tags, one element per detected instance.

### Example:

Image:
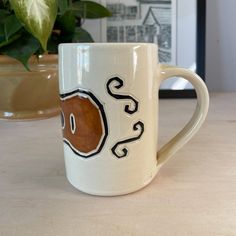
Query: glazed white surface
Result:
<box><xmin>59</xmin><ymin>43</ymin><xmax>159</xmax><ymax>195</ymax></box>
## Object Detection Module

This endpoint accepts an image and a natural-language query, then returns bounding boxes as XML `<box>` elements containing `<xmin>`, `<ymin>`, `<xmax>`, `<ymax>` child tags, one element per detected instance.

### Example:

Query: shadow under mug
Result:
<box><xmin>59</xmin><ymin>43</ymin><xmax>209</xmax><ymax>196</ymax></box>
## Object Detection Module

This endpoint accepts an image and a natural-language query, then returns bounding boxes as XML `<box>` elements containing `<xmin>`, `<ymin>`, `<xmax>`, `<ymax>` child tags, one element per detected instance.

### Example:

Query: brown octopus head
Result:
<box><xmin>60</xmin><ymin>89</ymin><xmax>108</xmax><ymax>158</ymax></box>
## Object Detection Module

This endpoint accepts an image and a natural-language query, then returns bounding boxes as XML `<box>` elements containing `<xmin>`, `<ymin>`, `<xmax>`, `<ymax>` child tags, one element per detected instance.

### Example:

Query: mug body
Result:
<box><xmin>59</xmin><ymin>43</ymin><xmax>159</xmax><ymax>196</ymax></box>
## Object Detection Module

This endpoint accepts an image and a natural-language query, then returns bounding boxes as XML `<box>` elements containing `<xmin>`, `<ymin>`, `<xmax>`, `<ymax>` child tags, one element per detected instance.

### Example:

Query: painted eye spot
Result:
<box><xmin>60</xmin><ymin>110</ymin><xmax>65</xmax><ymax>129</ymax></box>
<box><xmin>70</xmin><ymin>113</ymin><xmax>76</xmax><ymax>134</ymax></box>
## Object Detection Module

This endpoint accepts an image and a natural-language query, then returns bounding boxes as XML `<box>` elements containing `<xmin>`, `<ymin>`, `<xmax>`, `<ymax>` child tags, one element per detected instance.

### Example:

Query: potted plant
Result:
<box><xmin>0</xmin><ymin>0</ymin><xmax>111</xmax><ymax>120</ymax></box>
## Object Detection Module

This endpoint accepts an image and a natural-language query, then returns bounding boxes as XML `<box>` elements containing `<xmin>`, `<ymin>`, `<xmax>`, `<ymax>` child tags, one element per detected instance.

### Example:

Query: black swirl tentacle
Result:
<box><xmin>111</xmin><ymin>121</ymin><xmax>144</xmax><ymax>158</ymax></box>
<box><xmin>106</xmin><ymin>77</ymin><xmax>138</xmax><ymax>114</ymax></box>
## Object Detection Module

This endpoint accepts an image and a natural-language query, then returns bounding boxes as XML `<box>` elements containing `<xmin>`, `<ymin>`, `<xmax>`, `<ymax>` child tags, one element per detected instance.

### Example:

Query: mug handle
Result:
<box><xmin>157</xmin><ymin>64</ymin><xmax>209</xmax><ymax>167</ymax></box>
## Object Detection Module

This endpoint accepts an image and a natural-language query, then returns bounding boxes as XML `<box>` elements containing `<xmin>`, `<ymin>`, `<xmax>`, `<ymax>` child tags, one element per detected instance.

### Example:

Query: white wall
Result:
<box><xmin>206</xmin><ymin>0</ymin><xmax>236</xmax><ymax>91</ymax></box>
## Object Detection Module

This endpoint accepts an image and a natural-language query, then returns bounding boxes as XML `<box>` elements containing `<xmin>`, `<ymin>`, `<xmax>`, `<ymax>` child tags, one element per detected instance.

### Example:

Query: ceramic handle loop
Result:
<box><xmin>156</xmin><ymin>64</ymin><xmax>209</xmax><ymax>167</ymax></box>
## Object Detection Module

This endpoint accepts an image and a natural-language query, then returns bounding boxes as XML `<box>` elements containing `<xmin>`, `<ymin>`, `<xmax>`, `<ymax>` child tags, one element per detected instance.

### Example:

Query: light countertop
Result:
<box><xmin>0</xmin><ymin>93</ymin><xmax>236</xmax><ymax>236</ymax></box>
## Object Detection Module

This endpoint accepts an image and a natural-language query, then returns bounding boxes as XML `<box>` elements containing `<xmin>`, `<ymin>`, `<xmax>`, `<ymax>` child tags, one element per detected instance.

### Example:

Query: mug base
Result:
<box><xmin>66</xmin><ymin>167</ymin><xmax>160</xmax><ymax>196</ymax></box>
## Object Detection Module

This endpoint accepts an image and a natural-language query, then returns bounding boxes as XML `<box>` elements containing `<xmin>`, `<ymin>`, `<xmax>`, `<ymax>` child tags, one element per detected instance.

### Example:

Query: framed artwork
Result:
<box><xmin>102</xmin><ymin>0</ymin><xmax>177</xmax><ymax>66</ymax></box>
<box><xmin>84</xmin><ymin>0</ymin><xmax>206</xmax><ymax>98</ymax></box>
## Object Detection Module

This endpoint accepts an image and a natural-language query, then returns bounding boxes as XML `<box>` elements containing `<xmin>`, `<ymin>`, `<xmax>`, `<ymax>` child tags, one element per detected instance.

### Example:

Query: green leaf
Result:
<box><xmin>2</xmin><ymin>0</ymin><xmax>9</xmax><ymax>4</ymax></box>
<box><xmin>0</xmin><ymin>9</ymin><xmax>10</xmax><ymax>19</ymax></box>
<box><xmin>0</xmin><ymin>32</ymin><xmax>21</xmax><ymax>47</ymax></box>
<box><xmin>0</xmin><ymin>1</ymin><xmax>5</xmax><ymax>8</ymax></box>
<box><xmin>3</xmin><ymin>15</ymin><xmax>22</xmax><ymax>40</ymax></box>
<box><xmin>1</xmin><ymin>33</ymin><xmax>40</xmax><ymax>70</ymax></box>
<box><xmin>0</xmin><ymin>24</ymin><xmax>6</xmax><ymax>43</ymax></box>
<box><xmin>72</xmin><ymin>27</ymin><xmax>94</xmax><ymax>42</ymax></box>
<box><xmin>70</xmin><ymin>1</ymin><xmax>112</xmax><ymax>19</ymax></box>
<box><xmin>59</xmin><ymin>31</ymin><xmax>73</xmax><ymax>43</ymax></box>
<box><xmin>0</xmin><ymin>14</ymin><xmax>22</xmax><ymax>46</ymax></box>
<box><xmin>58</xmin><ymin>0</ymin><xmax>68</xmax><ymax>15</ymax></box>
<box><xmin>9</xmin><ymin>0</ymin><xmax>58</xmax><ymax>51</ymax></box>
<box><xmin>57</xmin><ymin>10</ymin><xmax>76</xmax><ymax>33</ymax></box>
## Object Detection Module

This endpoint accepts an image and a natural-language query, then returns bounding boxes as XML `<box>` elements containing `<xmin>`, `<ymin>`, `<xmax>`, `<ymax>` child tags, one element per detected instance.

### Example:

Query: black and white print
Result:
<box><xmin>102</xmin><ymin>0</ymin><xmax>176</xmax><ymax>64</ymax></box>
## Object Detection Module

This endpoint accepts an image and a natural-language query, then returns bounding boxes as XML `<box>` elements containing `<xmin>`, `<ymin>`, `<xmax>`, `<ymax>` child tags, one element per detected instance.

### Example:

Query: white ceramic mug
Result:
<box><xmin>59</xmin><ymin>43</ymin><xmax>209</xmax><ymax>196</ymax></box>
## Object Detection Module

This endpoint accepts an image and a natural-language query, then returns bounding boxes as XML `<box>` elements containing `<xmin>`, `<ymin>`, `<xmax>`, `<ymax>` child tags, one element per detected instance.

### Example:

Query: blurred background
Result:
<box><xmin>206</xmin><ymin>0</ymin><xmax>236</xmax><ymax>91</ymax></box>
<box><xmin>84</xmin><ymin>0</ymin><xmax>236</xmax><ymax>92</ymax></box>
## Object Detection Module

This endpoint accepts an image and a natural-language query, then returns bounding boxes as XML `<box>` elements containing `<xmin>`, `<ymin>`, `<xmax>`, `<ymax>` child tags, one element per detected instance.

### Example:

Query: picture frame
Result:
<box><xmin>84</xmin><ymin>0</ymin><xmax>206</xmax><ymax>98</ymax></box>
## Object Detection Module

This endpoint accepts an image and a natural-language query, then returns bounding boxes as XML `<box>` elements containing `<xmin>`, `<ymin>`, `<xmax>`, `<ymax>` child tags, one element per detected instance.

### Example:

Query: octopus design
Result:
<box><xmin>60</xmin><ymin>89</ymin><xmax>108</xmax><ymax>158</ymax></box>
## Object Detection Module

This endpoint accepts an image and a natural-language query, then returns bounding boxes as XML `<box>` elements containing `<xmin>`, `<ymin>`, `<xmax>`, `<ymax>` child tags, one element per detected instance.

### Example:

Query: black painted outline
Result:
<box><xmin>106</xmin><ymin>77</ymin><xmax>138</xmax><ymax>114</ymax></box>
<box><xmin>60</xmin><ymin>89</ymin><xmax>108</xmax><ymax>158</ymax></box>
<box><xmin>111</xmin><ymin>121</ymin><xmax>144</xmax><ymax>158</ymax></box>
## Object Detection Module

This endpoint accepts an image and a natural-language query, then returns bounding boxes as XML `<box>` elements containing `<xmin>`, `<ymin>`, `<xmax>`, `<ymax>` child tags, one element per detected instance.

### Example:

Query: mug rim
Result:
<box><xmin>59</xmin><ymin>42</ymin><xmax>158</xmax><ymax>49</ymax></box>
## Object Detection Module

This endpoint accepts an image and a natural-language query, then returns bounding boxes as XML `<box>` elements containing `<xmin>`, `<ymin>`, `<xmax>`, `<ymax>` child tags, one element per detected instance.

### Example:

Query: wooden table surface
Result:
<box><xmin>0</xmin><ymin>93</ymin><xmax>236</xmax><ymax>236</ymax></box>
